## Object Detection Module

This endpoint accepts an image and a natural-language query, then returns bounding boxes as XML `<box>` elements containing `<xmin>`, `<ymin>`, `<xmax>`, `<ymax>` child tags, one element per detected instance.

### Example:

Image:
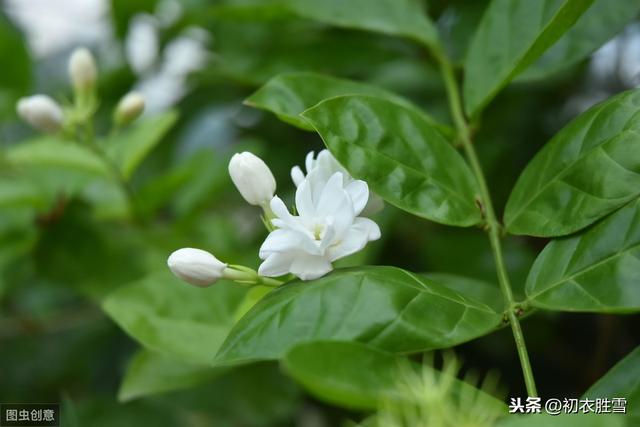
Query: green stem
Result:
<box><xmin>434</xmin><ymin>49</ymin><xmax>538</xmax><ymax>397</ymax></box>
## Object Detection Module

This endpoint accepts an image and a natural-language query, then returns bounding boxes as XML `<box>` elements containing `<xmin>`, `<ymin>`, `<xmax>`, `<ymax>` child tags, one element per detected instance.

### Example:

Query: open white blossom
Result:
<box><xmin>291</xmin><ymin>149</ymin><xmax>383</xmax><ymax>215</ymax></box>
<box><xmin>258</xmin><ymin>169</ymin><xmax>381</xmax><ymax>281</ymax></box>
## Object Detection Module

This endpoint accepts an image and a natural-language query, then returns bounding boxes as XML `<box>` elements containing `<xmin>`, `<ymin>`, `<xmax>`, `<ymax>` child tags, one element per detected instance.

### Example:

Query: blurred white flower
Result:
<box><xmin>167</xmin><ymin>247</ymin><xmax>227</xmax><ymax>287</ymax></box>
<box><xmin>292</xmin><ymin>149</ymin><xmax>384</xmax><ymax>215</ymax></box>
<box><xmin>115</xmin><ymin>91</ymin><xmax>145</xmax><ymax>125</ymax></box>
<box><xmin>229</xmin><ymin>152</ymin><xmax>277</xmax><ymax>206</ymax></box>
<box><xmin>126</xmin><ymin>14</ymin><xmax>159</xmax><ymax>75</ymax></box>
<box><xmin>259</xmin><ymin>170</ymin><xmax>380</xmax><ymax>281</ymax></box>
<box><xmin>69</xmin><ymin>47</ymin><xmax>97</xmax><ymax>92</ymax></box>
<box><xmin>16</xmin><ymin>95</ymin><xmax>64</xmax><ymax>133</ymax></box>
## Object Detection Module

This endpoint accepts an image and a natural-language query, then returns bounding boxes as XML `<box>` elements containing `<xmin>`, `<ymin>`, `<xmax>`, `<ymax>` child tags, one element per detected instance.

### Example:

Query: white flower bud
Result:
<box><xmin>228</xmin><ymin>152</ymin><xmax>276</xmax><ymax>206</ymax></box>
<box><xmin>69</xmin><ymin>47</ymin><xmax>97</xmax><ymax>92</ymax></box>
<box><xmin>16</xmin><ymin>95</ymin><xmax>64</xmax><ymax>133</ymax></box>
<box><xmin>167</xmin><ymin>248</ymin><xmax>227</xmax><ymax>287</ymax></box>
<box><xmin>115</xmin><ymin>91</ymin><xmax>145</xmax><ymax>125</ymax></box>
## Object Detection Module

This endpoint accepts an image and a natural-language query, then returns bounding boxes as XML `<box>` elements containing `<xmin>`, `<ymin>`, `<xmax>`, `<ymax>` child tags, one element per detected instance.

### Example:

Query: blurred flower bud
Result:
<box><xmin>16</xmin><ymin>95</ymin><xmax>64</xmax><ymax>133</ymax></box>
<box><xmin>167</xmin><ymin>248</ymin><xmax>227</xmax><ymax>287</ymax></box>
<box><xmin>69</xmin><ymin>47</ymin><xmax>97</xmax><ymax>93</ymax></box>
<box><xmin>228</xmin><ymin>152</ymin><xmax>276</xmax><ymax>206</ymax></box>
<box><xmin>114</xmin><ymin>91</ymin><xmax>145</xmax><ymax>126</ymax></box>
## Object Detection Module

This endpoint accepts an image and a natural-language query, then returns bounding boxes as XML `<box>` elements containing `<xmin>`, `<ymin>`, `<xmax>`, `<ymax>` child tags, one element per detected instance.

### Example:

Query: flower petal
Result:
<box><xmin>289</xmin><ymin>253</ymin><xmax>333</xmax><ymax>281</ymax></box>
<box><xmin>291</xmin><ymin>166</ymin><xmax>305</xmax><ymax>187</ymax></box>
<box><xmin>328</xmin><ymin>217</ymin><xmax>381</xmax><ymax>261</ymax></box>
<box><xmin>345</xmin><ymin>180</ymin><xmax>369</xmax><ymax>216</ymax></box>
<box><xmin>260</xmin><ymin>228</ymin><xmax>320</xmax><ymax>258</ymax></box>
<box><xmin>258</xmin><ymin>253</ymin><xmax>296</xmax><ymax>277</ymax></box>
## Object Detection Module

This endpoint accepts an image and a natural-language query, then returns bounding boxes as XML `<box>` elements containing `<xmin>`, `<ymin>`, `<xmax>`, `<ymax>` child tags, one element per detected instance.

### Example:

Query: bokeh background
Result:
<box><xmin>0</xmin><ymin>1</ymin><xmax>639</xmax><ymax>426</ymax></box>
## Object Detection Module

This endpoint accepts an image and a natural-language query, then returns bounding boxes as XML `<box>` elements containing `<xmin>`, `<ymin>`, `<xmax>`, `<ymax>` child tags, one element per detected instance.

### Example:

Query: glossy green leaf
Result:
<box><xmin>212</xmin><ymin>0</ymin><xmax>438</xmax><ymax>47</ymax></box>
<box><xmin>214</xmin><ymin>267</ymin><xmax>502</xmax><ymax>366</ymax></box>
<box><xmin>301</xmin><ymin>95</ymin><xmax>481</xmax><ymax>226</ymax></box>
<box><xmin>103</xmin><ymin>271</ymin><xmax>246</xmax><ymax>365</ymax></box>
<box><xmin>104</xmin><ymin>111</ymin><xmax>178</xmax><ymax>180</ymax></box>
<box><xmin>526</xmin><ymin>199</ymin><xmax>640</xmax><ymax>313</ymax></box>
<box><xmin>6</xmin><ymin>138</ymin><xmax>111</xmax><ymax>177</ymax></box>
<box><xmin>423</xmin><ymin>273</ymin><xmax>504</xmax><ymax>312</ymax></box>
<box><xmin>518</xmin><ymin>0</ymin><xmax>640</xmax><ymax>81</ymax></box>
<box><xmin>463</xmin><ymin>0</ymin><xmax>594</xmax><ymax>116</ymax></box>
<box><xmin>505</xmin><ymin>89</ymin><xmax>640</xmax><ymax>237</ymax></box>
<box><xmin>283</xmin><ymin>341</ymin><xmax>401</xmax><ymax>410</ymax></box>
<box><xmin>284</xmin><ymin>340</ymin><xmax>506</xmax><ymax>412</ymax></box>
<box><xmin>245</xmin><ymin>72</ymin><xmax>437</xmax><ymax>131</ymax></box>
<box><xmin>118</xmin><ymin>349</ymin><xmax>224</xmax><ymax>402</ymax></box>
<box><xmin>583</xmin><ymin>346</ymin><xmax>640</xmax><ymax>424</ymax></box>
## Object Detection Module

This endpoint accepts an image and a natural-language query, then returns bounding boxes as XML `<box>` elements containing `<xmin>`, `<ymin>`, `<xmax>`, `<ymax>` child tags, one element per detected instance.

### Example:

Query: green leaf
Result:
<box><xmin>212</xmin><ymin>0</ymin><xmax>439</xmax><ymax>47</ymax></box>
<box><xmin>245</xmin><ymin>72</ymin><xmax>440</xmax><ymax>132</ymax></box>
<box><xmin>105</xmin><ymin>111</ymin><xmax>178</xmax><ymax>180</ymax></box>
<box><xmin>526</xmin><ymin>200</ymin><xmax>640</xmax><ymax>313</ymax></box>
<box><xmin>6</xmin><ymin>138</ymin><xmax>111</xmax><ymax>177</ymax></box>
<box><xmin>422</xmin><ymin>273</ymin><xmax>504</xmax><ymax>312</ymax></box>
<box><xmin>284</xmin><ymin>340</ymin><xmax>506</xmax><ymax>413</ymax></box>
<box><xmin>517</xmin><ymin>0</ymin><xmax>640</xmax><ymax>81</ymax></box>
<box><xmin>118</xmin><ymin>349</ymin><xmax>224</xmax><ymax>402</ymax></box>
<box><xmin>283</xmin><ymin>341</ymin><xmax>401</xmax><ymax>410</ymax></box>
<box><xmin>103</xmin><ymin>271</ymin><xmax>246</xmax><ymax>364</ymax></box>
<box><xmin>0</xmin><ymin>175</ymin><xmax>46</xmax><ymax>209</ymax></box>
<box><xmin>505</xmin><ymin>89</ymin><xmax>640</xmax><ymax>237</ymax></box>
<box><xmin>463</xmin><ymin>0</ymin><xmax>594</xmax><ymax>116</ymax></box>
<box><xmin>214</xmin><ymin>267</ymin><xmax>502</xmax><ymax>366</ymax></box>
<box><xmin>301</xmin><ymin>95</ymin><xmax>481</xmax><ymax>226</ymax></box>
<box><xmin>583</xmin><ymin>346</ymin><xmax>640</xmax><ymax>424</ymax></box>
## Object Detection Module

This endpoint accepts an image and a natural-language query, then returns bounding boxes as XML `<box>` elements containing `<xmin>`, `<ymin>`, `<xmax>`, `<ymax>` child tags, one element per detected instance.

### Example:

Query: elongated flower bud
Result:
<box><xmin>167</xmin><ymin>248</ymin><xmax>227</xmax><ymax>287</ymax></box>
<box><xmin>69</xmin><ymin>47</ymin><xmax>97</xmax><ymax>93</ymax></box>
<box><xmin>16</xmin><ymin>95</ymin><xmax>64</xmax><ymax>133</ymax></box>
<box><xmin>114</xmin><ymin>91</ymin><xmax>145</xmax><ymax>126</ymax></box>
<box><xmin>228</xmin><ymin>152</ymin><xmax>276</xmax><ymax>206</ymax></box>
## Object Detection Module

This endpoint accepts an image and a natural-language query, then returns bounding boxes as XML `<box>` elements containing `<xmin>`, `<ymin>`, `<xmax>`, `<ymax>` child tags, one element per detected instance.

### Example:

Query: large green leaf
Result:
<box><xmin>104</xmin><ymin>111</ymin><xmax>178</xmax><ymax>180</ymax></box>
<box><xmin>463</xmin><ymin>0</ymin><xmax>594</xmax><ymax>116</ymax></box>
<box><xmin>214</xmin><ymin>267</ymin><xmax>502</xmax><ymax>366</ymax></box>
<box><xmin>518</xmin><ymin>0</ymin><xmax>640</xmax><ymax>81</ymax></box>
<box><xmin>212</xmin><ymin>0</ymin><xmax>438</xmax><ymax>47</ymax></box>
<box><xmin>505</xmin><ymin>89</ymin><xmax>640</xmax><ymax>237</ymax></box>
<box><xmin>245</xmin><ymin>72</ymin><xmax>438</xmax><ymax>131</ymax></box>
<box><xmin>103</xmin><ymin>271</ymin><xmax>246</xmax><ymax>365</ymax></box>
<box><xmin>118</xmin><ymin>349</ymin><xmax>224</xmax><ymax>402</ymax></box>
<box><xmin>301</xmin><ymin>95</ymin><xmax>482</xmax><ymax>226</ymax></box>
<box><xmin>583</xmin><ymin>346</ymin><xmax>640</xmax><ymax>425</ymax></box>
<box><xmin>526</xmin><ymin>199</ymin><xmax>640</xmax><ymax>313</ymax></box>
<box><xmin>283</xmin><ymin>340</ymin><xmax>506</xmax><ymax>412</ymax></box>
<box><xmin>422</xmin><ymin>273</ymin><xmax>504</xmax><ymax>312</ymax></box>
<box><xmin>6</xmin><ymin>138</ymin><xmax>111</xmax><ymax>177</ymax></box>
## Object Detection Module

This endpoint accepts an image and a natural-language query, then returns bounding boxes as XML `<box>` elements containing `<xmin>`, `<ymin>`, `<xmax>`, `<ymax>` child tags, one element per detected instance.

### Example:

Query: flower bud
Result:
<box><xmin>114</xmin><ymin>91</ymin><xmax>145</xmax><ymax>126</ymax></box>
<box><xmin>228</xmin><ymin>152</ymin><xmax>276</xmax><ymax>206</ymax></box>
<box><xmin>69</xmin><ymin>47</ymin><xmax>97</xmax><ymax>93</ymax></box>
<box><xmin>167</xmin><ymin>248</ymin><xmax>227</xmax><ymax>287</ymax></box>
<box><xmin>16</xmin><ymin>95</ymin><xmax>64</xmax><ymax>133</ymax></box>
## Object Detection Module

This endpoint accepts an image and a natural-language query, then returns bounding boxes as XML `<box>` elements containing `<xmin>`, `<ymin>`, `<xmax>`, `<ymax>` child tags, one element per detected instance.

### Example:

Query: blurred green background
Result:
<box><xmin>0</xmin><ymin>0</ymin><xmax>638</xmax><ymax>425</ymax></box>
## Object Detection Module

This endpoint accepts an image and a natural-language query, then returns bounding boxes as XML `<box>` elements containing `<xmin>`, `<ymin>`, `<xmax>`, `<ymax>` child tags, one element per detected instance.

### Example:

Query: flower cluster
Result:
<box><xmin>16</xmin><ymin>47</ymin><xmax>145</xmax><ymax>134</ymax></box>
<box><xmin>168</xmin><ymin>149</ymin><xmax>381</xmax><ymax>286</ymax></box>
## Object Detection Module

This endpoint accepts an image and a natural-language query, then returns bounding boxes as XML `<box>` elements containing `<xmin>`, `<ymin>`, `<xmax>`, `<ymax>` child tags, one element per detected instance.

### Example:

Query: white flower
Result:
<box><xmin>115</xmin><ymin>91</ymin><xmax>145</xmax><ymax>125</ymax></box>
<box><xmin>167</xmin><ymin>247</ymin><xmax>227</xmax><ymax>287</ymax></box>
<box><xmin>229</xmin><ymin>152</ymin><xmax>276</xmax><ymax>206</ymax></box>
<box><xmin>291</xmin><ymin>150</ymin><xmax>383</xmax><ymax>215</ymax></box>
<box><xmin>69</xmin><ymin>47</ymin><xmax>97</xmax><ymax>92</ymax></box>
<box><xmin>258</xmin><ymin>170</ymin><xmax>381</xmax><ymax>281</ymax></box>
<box><xmin>16</xmin><ymin>95</ymin><xmax>64</xmax><ymax>133</ymax></box>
